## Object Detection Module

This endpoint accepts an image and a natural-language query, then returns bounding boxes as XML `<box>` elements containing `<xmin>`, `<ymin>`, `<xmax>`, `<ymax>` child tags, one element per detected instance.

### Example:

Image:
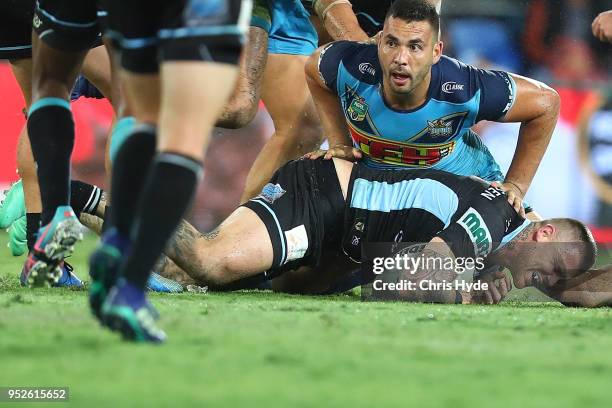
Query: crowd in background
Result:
<box><xmin>5</xmin><ymin>0</ymin><xmax>611</xmax><ymax>231</ymax></box>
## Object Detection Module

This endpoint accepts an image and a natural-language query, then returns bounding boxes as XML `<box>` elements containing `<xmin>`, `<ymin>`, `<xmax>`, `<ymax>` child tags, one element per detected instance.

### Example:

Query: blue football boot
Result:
<box><xmin>21</xmin><ymin>206</ymin><xmax>82</xmax><ymax>287</ymax></box>
<box><xmin>102</xmin><ymin>279</ymin><xmax>166</xmax><ymax>343</ymax></box>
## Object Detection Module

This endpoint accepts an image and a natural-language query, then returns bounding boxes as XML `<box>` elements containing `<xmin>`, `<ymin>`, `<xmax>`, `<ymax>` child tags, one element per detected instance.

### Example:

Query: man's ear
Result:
<box><xmin>534</xmin><ymin>224</ymin><xmax>556</xmax><ymax>242</ymax></box>
<box><xmin>432</xmin><ymin>40</ymin><xmax>443</xmax><ymax>64</ymax></box>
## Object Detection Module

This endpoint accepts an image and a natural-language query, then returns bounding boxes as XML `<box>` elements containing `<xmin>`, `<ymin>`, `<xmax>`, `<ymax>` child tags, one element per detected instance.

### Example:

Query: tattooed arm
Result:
<box><xmin>398</xmin><ymin>238</ymin><xmax>458</xmax><ymax>303</ymax></box>
<box><xmin>216</xmin><ymin>26</ymin><xmax>268</xmax><ymax>129</ymax></box>
<box><xmin>537</xmin><ymin>266</ymin><xmax>612</xmax><ymax>308</ymax></box>
<box><xmin>373</xmin><ymin>238</ymin><xmax>460</xmax><ymax>304</ymax></box>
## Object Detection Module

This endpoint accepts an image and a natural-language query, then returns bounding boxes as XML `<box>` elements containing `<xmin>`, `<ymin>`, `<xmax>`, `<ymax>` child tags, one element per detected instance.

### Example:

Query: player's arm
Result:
<box><xmin>312</xmin><ymin>0</ymin><xmax>442</xmax><ymax>42</ymax></box>
<box><xmin>312</xmin><ymin>0</ymin><xmax>369</xmax><ymax>41</ymax></box>
<box><xmin>537</xmin><ymin>266</ymin><xmax>612</xmax><ymax>308</ymax></box>
<box><xmin>592</xmin><ymin>10</ymin><xmax>612</xmax><ymax>43</ymax></box>
<box><xmin>304</xmin><ymin>45</ymin><xmax>362</xmax><ymax>161</ymax></box>
<box><xmin>498</xmin><ymin>74</ymin><xmax>560</xmax><ymax>213</ymax></box>
<box><xmin>374</xmin><ymin>238</ymin><xmax>460</xmax><ymax>304</ymax></box>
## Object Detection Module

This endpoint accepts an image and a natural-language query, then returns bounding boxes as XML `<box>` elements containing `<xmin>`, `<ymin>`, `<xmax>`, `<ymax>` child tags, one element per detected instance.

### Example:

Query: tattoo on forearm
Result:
<box><xmin>400</xmin><ymin>248</ymin><xmax>457</xmax><ymax>303</ymax></box>
<box><xmin>203</xmin><ymin>229</ymin><xmax>219</xmax><ymax>241</ymax></box>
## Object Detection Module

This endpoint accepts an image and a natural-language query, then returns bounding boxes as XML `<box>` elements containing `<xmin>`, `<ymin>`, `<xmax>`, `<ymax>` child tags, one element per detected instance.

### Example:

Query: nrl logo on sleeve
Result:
<box><xmin>442</xmin><ymin>81</ymin><xmax>465</xmax><ymax>94</ymax></box>
<box><xmin>347</xmin><ymin>97</ymin><xmax>369</xmax><ymax>121</ymax></box>
<box><xmin>457</xmin><ymin>207</ymin><xmax>492</xmax><ymax>257</ymax></box>
<box><xmin>258</xmin><ymin>183</ymin><xmax>286</xmax><ymax>204</ymax></box>
<box><xmin>427</xmin><ymin>119</ymin><xmax>453</xmax><ymax>137</ymax></box>
<box><xmin>359</xmin><ymin>62</ymin><xmax>376</xmax><ymax>76</ymax></box>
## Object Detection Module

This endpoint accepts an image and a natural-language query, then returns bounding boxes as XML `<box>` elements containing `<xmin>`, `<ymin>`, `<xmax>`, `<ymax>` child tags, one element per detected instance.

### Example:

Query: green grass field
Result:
<box><xmin>1</xmin><ymin>232</ymin><xmax>612</xmax><ymax>407</ymax></box>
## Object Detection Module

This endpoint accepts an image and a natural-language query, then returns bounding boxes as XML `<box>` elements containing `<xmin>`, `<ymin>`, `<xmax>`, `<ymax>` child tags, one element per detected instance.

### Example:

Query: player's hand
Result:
<box><xmin>472</xmin><ymin>269</ymin><xmax>512</xmax><ymax>305</ymax></box>
<box><xmin>303</xmin><ymin>145</ymin><xmax>363</xmax><ymax>161</ymax></box>
<box><xmin>592</xmin><ymin>10</ymin><xmax>612</xmax><ymax>43</ymax></box>
<box><xmin>491</xmin><ymin>181</ymin><xmax>526</xmax><ymax>218</ymax></box>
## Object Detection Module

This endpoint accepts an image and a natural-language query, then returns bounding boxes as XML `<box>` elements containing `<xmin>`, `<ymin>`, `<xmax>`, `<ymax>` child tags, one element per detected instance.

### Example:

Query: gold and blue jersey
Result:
<box><xmin>318</xmin><ymin>41</ymin><xmax>517</xmax><ymax>180</ymax></box>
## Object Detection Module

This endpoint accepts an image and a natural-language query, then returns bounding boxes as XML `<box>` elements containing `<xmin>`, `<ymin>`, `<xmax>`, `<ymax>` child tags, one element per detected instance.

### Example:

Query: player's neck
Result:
<box><xmin>382</xmin><ymin>72</ymin><xmax>431</xmax><ymax>110</ymax></box>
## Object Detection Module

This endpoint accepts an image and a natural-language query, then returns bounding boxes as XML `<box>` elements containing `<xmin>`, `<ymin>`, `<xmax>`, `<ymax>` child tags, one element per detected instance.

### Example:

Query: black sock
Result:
<box><xmin>27</xmin><ymin>99</ymin><xmax>74</xmax><ymax>225</ymax></box>
<box><xmin>122</xmin><ymin>152</ymin><xmax>202</xmax><ymax>289</ymax></box>
<box><xmin>102</xmin><ymin>205</ymin><xmax>112</xmax><ymax>233</ymax></box>
<box><xmin>26</xmin><ymin>212</ymin><xmax>41</xmax><ymax>251</ymax></box>
<box><xmin>108</xmin><ymin>124</ymin><xmax>157</xmax><ymax>237</ymax></box>
<box><xmin>70</xmin><ymin>180</ymin><xmax>103</xmax><ymax>218</ymax></box>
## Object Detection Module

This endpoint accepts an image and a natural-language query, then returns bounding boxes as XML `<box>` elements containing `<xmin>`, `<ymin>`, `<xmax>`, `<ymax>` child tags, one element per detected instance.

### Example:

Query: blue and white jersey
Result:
<box><xmin>343</xmin><ymin>165</ymin><xmax>531</xmax><ymax>260</ymax></box>
<box><xmin>318</xmin><ymin>41</ymin><xmax>516</xmax><ymax>179</ymax></box>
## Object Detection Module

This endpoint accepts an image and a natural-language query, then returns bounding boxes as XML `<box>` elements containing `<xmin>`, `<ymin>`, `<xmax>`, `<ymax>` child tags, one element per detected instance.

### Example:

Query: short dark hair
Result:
<box><xmin>385</xmin><ymin>0</ymin><xmax>440</xmax><ymax>37</ymax></box>
<box><xmin>548</xmin><ymin>218</ymin><xmax>598</xmax><ymax>277</ymax></box>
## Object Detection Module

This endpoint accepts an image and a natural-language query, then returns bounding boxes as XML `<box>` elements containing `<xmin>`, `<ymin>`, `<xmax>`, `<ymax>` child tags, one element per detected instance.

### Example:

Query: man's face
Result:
<box><xmin>377</xmin><ymin>17</ymin><xmax>442</xmax><ymax>96</ymax></box>
<box><xmin>507</xmin><ymin>244</ymin><xmax>584</xmax><ymax>289</ymax></box>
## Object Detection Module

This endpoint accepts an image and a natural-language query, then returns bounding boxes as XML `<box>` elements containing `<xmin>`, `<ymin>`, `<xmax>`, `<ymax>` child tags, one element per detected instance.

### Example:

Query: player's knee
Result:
<box><xmin>200</xmin><ymin>257</ymin><xmax>239</xmax><ymax>286</ymax></box>
<box><xmin>33</xmin><ymin>77</ymin><xmax>73</xmax><ymax>101</ymax></box>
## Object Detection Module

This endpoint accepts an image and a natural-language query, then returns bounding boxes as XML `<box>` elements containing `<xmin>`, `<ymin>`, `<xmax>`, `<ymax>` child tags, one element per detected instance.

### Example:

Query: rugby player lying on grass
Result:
<box><xmin>65</xmin><ymin>158</ymin><xmax>606</xmax><ymax>310</ymax></box>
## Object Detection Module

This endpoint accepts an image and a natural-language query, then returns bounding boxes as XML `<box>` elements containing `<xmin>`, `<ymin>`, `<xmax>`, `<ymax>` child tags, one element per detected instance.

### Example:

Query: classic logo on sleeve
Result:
<box><xmin>442</xmin><ymin>81</ymin><xmax>465</xmax><ymax>94</ymax></box>
<box><xmin>457</xmin><ymin>207</ymin><xmax>492</xmax><ymax>257</ymax></box>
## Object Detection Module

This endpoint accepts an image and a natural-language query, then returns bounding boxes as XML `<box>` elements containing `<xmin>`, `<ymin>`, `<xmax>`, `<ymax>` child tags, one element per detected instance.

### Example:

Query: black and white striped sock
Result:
<box><xmin>70</xmin><ymin>180</ymin><xmax>103</xmax><ymax>218</ymax></box>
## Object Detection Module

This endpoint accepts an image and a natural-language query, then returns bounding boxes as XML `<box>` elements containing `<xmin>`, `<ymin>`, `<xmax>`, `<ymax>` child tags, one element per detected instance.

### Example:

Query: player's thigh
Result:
<box><xmin>9</xmin><ymin>59</ymin><xmax>33</xmax><ymax>107</ymax></box>
<box><xmin>156</xmin><ymin>0</ymin><xmax>248</xmax><ymax>155</ymax></box>
<box><xmin>81</xmin><ymin>45</ymin><xmax>112</xmax><ymax>101</ymax></box>
<box><xmin>31</xmin><ymin>0</ymin><xmax>99</xmax><ymax>97</ymax></box>
<box><xmin>261</xmin><ymin>53</ymin><xmax>313</xmax><ymax>129</ymax></box>
<box><xmin>210</xmin><ymin>207</ymin><xmax>273</xmax><ymax>281</ymax></box>
<box><xmin>157</xmin><ymin>62</ymin><xmax>238</xmax><ymax>157</ymax></box>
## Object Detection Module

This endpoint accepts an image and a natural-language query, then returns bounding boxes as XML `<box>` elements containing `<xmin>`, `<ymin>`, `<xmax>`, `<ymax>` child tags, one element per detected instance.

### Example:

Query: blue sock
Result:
<box><xmin>102</xmin><ymin>227</ymin><xmax>131</xmax><ymax>256</ymax></box>
<box><xmin>117</xmin><ymin>278</ymin><xmax>146</xmax><ymax>308</ymax></box>
<box><xmin>109</xmin><ymin>116</ymin><xmax>136</xmax><ymax>163</ymax></box>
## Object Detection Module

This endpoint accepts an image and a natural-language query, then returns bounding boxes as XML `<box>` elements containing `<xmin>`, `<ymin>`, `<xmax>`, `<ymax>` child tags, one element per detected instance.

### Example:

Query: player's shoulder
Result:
<box><xmin>431</xmin><ymin>55</ymin><xmax>488</xmax><ymax>103</ymax></box>
<box><xmin>320</xmin><ymin>41</ymin><xmax>380</xmax><ymax>83</ymax></box>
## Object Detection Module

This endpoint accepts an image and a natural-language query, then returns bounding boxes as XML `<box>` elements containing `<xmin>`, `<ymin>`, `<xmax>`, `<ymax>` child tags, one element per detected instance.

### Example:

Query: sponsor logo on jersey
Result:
<box><xmin>457</xmin><ymin>207</ymin><xmax>492</xmax><ymax>257</ymax></box>
<box><xmin>442</xmin><ymin>81</ymin><xmax>465</xmax><ymax>93</ymax></box>
<box><xmin>480</xmin><ymin>186</ymin><xmax>504</xmax><ymax>201</ymax></box>
<box><xmin>33</xmin><ymin>14</ymin><xmax>42</xmax><ymax>29</ymax></box>
<box><xmin>284</xmin><ymin>225</ymin><xmax>309</xmax><ymax>263</ymax></box>
<box><xmin>359</xmin><ymin>62</ymin><xmax>376</xmax><ymax>76</ymax></box>
<box><xmin>348</xmin><ymin>123</ymin><xmax>456</xmax><ymax>167</ymax></box>
<box><xmin>348</xmin><ymin>97</ymin><xmax>368</xmax><ymax>122</ymax></box>
<box><xmin>427</xmin><ymin>119</ymin><xmax>453</xmax><ymax>138</ymax></box>
<box><xmin>258</xmin><ymin>183</ymin><xmax>286</xmax><ymax>204</ymax></box>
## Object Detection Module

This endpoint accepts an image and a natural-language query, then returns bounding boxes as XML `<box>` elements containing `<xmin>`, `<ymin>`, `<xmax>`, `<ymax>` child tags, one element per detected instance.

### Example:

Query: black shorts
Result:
<box><xmin>33</xmin><ymin>0</ymin><xmax>104</xmax><ymax>52</ymax></box>
<box><xmin>0</xmin><ymin>0</ymin><xmax>35</xmax><ymax>60</ymax></box>
<box><xmin>242</xmin><ymin>159</ymin><xmax>345</xmax><ymax>276</ymax></box>
<box><xmin>107</xmin><ymin>0</ymin><xmax>250</xmax><ymax>74</ymax></box>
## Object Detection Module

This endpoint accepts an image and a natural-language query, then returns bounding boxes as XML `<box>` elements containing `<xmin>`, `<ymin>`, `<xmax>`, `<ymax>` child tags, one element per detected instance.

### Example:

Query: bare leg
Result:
<box><xmin>11</xmin><ymin>59</ymin><xmax>41</xmax><ymax>218</ymax></box>
<box><xmin>14</xmin><ymin>45</ymin><xmax>112</xmax><ymax>238</ymax></box>
<box><xmin>163</xmin><ymin>207</ymin><xmax>273</xmax><ymax>286</ymax></box>
<box><xmin>241</xmin><ymin>54</ymin><xmax>323</xmax><ymax>202</ymax></box>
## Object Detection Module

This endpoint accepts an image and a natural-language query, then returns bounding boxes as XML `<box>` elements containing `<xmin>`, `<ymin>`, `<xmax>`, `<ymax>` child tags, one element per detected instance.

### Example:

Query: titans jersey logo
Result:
<box><xmin>407</xmin><ymin>111</ymin><xmax>469</xmax><ymax>144</ymax></box>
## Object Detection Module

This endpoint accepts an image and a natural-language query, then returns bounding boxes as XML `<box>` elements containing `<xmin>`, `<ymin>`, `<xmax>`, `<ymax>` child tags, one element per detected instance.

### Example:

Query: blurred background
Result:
<box><xmin>0</xmin><ymin>0</ymin><xmax>611</xmax><ymax>241</ymax></box>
